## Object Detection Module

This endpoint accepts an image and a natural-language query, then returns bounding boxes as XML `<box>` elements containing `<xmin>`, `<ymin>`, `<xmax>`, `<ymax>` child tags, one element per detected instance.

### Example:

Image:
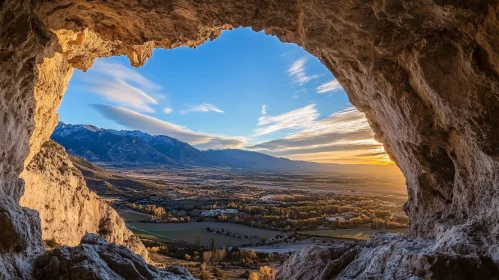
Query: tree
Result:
<box><xmin>374</xmin><ymin>210</ymin><xmax>391</xmax><ymax>219</ymax></box>
<box><xmin>195</xmin><ymin>234</ymin><xmax>201</xmax><ymax>250</ymax></box>
<box><xmin>212</xmin><ymin>267</ymin><xmax>224</xmax><ymax>278</ymax></box>
<box><xmin>202</xmin><ymin>251</ymin><xmax>213</xmax><ymax>263</ymax></box>
<box><xmin>395</xmin><ymin>215</ymin><xmax>409</xmax><ymax>224</ymax></box>
<box><xmin>149</xmin><ymin>246</ymin><xmax>159</xmax><ymax>253</ymax></box>
<box><xmin>213</xmin><ymin>248</ymin><xmax>226</xmax><ymax>262</ymax></box>
<box><xmin>200</xmin><ymin>270</ymin><xmax>210</xmax><ymax>280</ymax></box>
<box><xmin>248</xmin><ymin>272</ymin><xmax>260</xmax><ymax>280</ymax></box>
<box><xmin>200</xmin><ymin>263</ymin><xmax>210</xmax><ymax>280</ymax></box>
<box><xmin>260</xmin><ymin>266</ymin><xmax>272</xmax><ymax>280</ymax></box>
<box><xmin>210</xmin><ymin>237</ymin><xmax>215</xmax><ymax>251</ymax></box>
<box><xmin>241</xmin><ymin>249</ymin><xmax>257</xmax><ymax>265</ymax></box>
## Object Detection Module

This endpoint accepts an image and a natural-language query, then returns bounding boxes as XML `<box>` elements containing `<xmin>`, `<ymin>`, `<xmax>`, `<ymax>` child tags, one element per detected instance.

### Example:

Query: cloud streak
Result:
<box><xmin>180</xmin><ymin>103</ymin><xmax>224</xmax><ymax>114</ymax></box>
<box><xmin>251</xmin><ymin>130</ymin><xmax>374</xmax><ymax>151</ymax></box>
<box><xmin>254</xmin><ymin>104</ymin><xmax>319</xmax><ymax>136</ymax></box>
<box><xmin>93</xmin><ymin>104</ymin><xmax>246</xmax><ymax>149</ymax></box>
<box><xmin>317</xmin><ymin>79</ymin><xmax>343</xmax><ymax>94</ymax></box>
<box><xmin>93</xmin><ymin>61</ymin><xmax>160</xmax><ymax>89</ymax></box>
<box><xmin>80</xmin><ymin>61</ymin><xmax>162</xmax><ymax>113</ymax></box>
<box><xmin>163</xmin><ymin>107</ymin><xmax>173</xmax><ymax>114</ymax></box>
<box><xmin>288</xmin><ymin>58</ymin><xmax>320</xmax><ymax>85</ymax></box>
<box><xmin>250</xmin><ymin>107</ymin><xmax>389</xmax><ymax>164</ymax></box>
<box><xmin>268</xmin><ymin>143</ymin><xmax>382</xmax><ymax>157</ymax></box>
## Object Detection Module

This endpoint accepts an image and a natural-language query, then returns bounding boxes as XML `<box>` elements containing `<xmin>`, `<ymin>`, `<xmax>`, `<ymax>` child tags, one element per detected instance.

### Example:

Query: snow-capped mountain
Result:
<box><xmin>52</xmin><ymin>123</ymin><xmax>399</xmax><ymax>174</ymax></box>
<box><xmin>52</xmin><ymin>122</ymin><xmax>313</xmax><ymax>169</ymax></box>
<box><xmin>53</xmin><ymin>123</ymin><xmax>178</xmax><ymax>165</ymax></box>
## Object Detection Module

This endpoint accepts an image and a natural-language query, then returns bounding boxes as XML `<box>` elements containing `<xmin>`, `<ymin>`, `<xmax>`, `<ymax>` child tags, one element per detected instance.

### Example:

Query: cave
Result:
<box><xmin>1</xmin><ymin>0</ymin><xmax>499</xmax><ymax>279</ymax></box>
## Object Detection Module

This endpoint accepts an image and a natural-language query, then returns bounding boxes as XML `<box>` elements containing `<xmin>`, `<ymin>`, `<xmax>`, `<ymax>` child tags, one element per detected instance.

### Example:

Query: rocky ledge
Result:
<box><xmin>276</xmin><ymin>242</ymin><xmax>361</xmax><ymax>280</ymax></box>
<box><xmin>33</xmin><ymin>234</ymin><xmax>194</xmax><ymax>280</ymax></box>
<box><xmin>277</xmin><ymin>233</ymin><xmax>499</xmax><ymax>280</ymax></box>
<box><xmin>20</xmin><ymin>140</ymin><xmax>149</xmax><ymax>260</ymax></box>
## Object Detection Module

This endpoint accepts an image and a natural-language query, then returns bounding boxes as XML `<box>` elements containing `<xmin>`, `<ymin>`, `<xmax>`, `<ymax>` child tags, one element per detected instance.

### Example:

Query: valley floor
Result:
<box><xmin>71</xmin><ymin>157</ymin><xmax>408</xmax><ymax>279</ymax></box>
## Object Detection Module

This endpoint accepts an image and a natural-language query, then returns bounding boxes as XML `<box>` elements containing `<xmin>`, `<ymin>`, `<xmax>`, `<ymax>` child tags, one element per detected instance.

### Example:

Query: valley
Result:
<box><xmin>53</xmin><ymin>123</ymin><xmax>409</xmax><ymax>278</ymax></box>
<box><xmin>66</xmin><ymin>153</ymin><xmax>408</xmax><ymax>278</ymax></box>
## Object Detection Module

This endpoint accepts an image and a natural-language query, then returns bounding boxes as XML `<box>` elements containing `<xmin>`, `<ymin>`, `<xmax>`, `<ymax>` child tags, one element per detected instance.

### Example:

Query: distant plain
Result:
<box><xmin>123</xmin><ymin>221</ymin><xmax>281</xmax><ymax>247</ymax></box>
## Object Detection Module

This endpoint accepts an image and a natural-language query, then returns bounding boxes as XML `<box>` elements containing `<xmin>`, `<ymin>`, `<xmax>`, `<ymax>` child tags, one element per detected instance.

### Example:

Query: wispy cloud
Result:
<box><xmin>180</xmin><ymin>103</ymin><xmax>224</xmax><ymax>114</ymax></box>
<box><xmin>83</xmin><ymin>61</ymin><xmax>161</xmax><ymax>113</ymax></box>
<box><xmin>292</xmin><ymin>89</ymin><xmax>307</xmax><ymax>99</ymax></box>
<box><xmin>93</xmin><ymin>104</ymin><xmax>246</xmax><ymax>149</ymax></box>
<box><xmin>268</xmin><ymin>143</ymin><xmax>382</xmax><ymax>157</ymax></box>
<box><xmin>288</xmin><ymin>58</ymin><xmax>320</xmax><ymax>85</ymax></box>
<box><xmin>94</xmin><ymin>61</ymin><xmax>159</xmax><ymax>89</ymax></box>
<box><xmin>261</xmin><ymin>105</ymin><xmax>267</xmax><ymax>115</ymax></box>
<box><xmin>251</xmin><ymin>130</ymin><xmax>374</xmax><ymax>151</ymax></box>
<box><xmin>163</xmin><ymin>107</ymin><xmax>173</xmax><ymax>114</ymax></box>
<box><xmin>249</xmin><ymin>107</ymin><xmax>389</xmax><ymax>164</ymax></box>
<box><xmin>254</xmin><ymin>104</ymin><xmax>319</xmax><ymax>136</ymax></box>
<box><xmin>317</xmin><ymin>79</ymin><xmax>343</xmax><ymax>94</ymax></box>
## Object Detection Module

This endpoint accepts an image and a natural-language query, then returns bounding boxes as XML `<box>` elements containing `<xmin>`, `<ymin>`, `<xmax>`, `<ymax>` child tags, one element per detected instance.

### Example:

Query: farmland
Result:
<box><xmin>118</xmin><ymin>209</ymin><xmax>154</xmax><ymax>222</ymax></box>
<box><xmin>125</xmin><ymin>221</ymin><xmax>281</xmax><ymax>247</ymax></box>
<box><xmin>299</xmin><ymin>228</ymin><xmax>408</xmax><ymax>240</ymax></box>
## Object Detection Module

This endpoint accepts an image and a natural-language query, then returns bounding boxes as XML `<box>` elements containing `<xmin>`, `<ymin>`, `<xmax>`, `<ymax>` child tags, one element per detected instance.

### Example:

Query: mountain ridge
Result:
<box><xmin>52</xmin><ymin>122</ymin><xmax>401</xmax><ymax>174</ymax></box>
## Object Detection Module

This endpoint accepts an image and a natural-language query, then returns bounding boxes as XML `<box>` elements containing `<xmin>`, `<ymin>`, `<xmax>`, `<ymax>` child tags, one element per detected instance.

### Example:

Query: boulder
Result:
<box><xmin>33</xmin><ymin>234</ymin><xmax>194</xmax><ymax>280</ymax></box>
<box><xmin>276</xmin><ymin>242</ymin><xmax>360</xmax><ymax>280</ymax></box>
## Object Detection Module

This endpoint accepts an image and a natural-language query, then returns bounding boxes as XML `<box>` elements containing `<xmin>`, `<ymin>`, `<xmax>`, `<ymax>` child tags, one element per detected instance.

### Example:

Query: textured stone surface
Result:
<box><xmin>278</xmin><ymin>234</ymin><xmax>499</xmax><ymax>279</ymax></box>
<box><xmin>276</xmin><ymin>243</ymin><xmax>360</xmax><ymax>280</ymax></box>
<box><xmin>338</xmin><ymin>233</ymin><xmax>499</xmax><ymax>280</ymax></box>
<box><xmin>0</xmin><ymin>0</ymin><xmax>499</xmax><ymax>278</ymax></box>
<box><xmin>33</xmin><ymin>234</ymin><xmax>194</xmax><ymax>280</ymax></box>
<box><xmin>276</xmin><ymin>233</ymin><xmax>499</xmax><ymax>280</ymax></box>
<box><xmin>20</xmin><ymin>140</ymin><xmax>149</xmax><ymax>261</ymax></box>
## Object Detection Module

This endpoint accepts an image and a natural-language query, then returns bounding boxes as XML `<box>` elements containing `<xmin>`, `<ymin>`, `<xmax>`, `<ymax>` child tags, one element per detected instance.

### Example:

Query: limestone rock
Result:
<box><xmin>276</xmin><ymin>243</ymin><xmax>360</xmax><ymax>280</ymax></box>
<box><xmin>0</xmin><ymin>192</ymin><xmax>45</xmax><ymax>280</ymax></box>
<box><xmin>20</xmin><ymin>140</ymin><xmax>149</xmax><ymax>261</ymax></box>
<box><xmin>277</xmin><ymin>233</ymin><xmax>499</xmax><ymax>280</ymax></box>
<box><xmin>1</xmin><ymin>0</ymin><xmax>499</xmax><ymax>278</ymax></box>
<box><xmin>33</xmin><ymin>234</ymin><xmax>194</xmax><ymax>280</ymax></box>
<box><xmin>340</xmin><ymin>233</ymin><xmax>499</xmax><ymax>279</ymax></box>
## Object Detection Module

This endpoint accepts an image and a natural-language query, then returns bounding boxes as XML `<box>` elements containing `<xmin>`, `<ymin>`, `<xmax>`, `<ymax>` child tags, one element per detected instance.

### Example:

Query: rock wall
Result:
<box><xmin>20</xmin><ymin>140</ymin><xmax>149</xmax><ymax>261</ymax></box>
<box><xmin>34</xmin><ymin>234</ymin><xmax>194</xmax><ymax>280</ymax></box>
<box><xmin>276</xmin><ymin>243</ymin><xmax>361</xmax><ymax>280</ymax></box>
<box><xmin>277</xmin><ymin>234</ymin><xmax>499</xmax><ymax>280</ymax></box>
<box><xmin>338</xmin><ymin>233</ymin><xmax>499</xmax><ymax>279</ymax></box>
<box><xmin>1</xmin><ymin>0</ymin><xmax>499</xmax><ymax>278</ymax></box>
<box><xmin>0</xmin><ymin>1</ymin><xmax>52</xmax><ymax>277</ymax></box>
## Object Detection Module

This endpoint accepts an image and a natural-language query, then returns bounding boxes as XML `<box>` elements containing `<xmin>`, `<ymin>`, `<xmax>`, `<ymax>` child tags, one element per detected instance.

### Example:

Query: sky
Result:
<box><xmin>58</xmin><ymin>28</ymin><xmax>391</xmax><ymax>165</ymax></box>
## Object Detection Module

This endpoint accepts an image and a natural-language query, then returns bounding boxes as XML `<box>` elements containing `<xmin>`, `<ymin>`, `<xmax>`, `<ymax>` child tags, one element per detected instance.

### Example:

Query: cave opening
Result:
<box><xmin>36</xmin><ymin>27</ymin><xmax>407</xmax><ymax>255</ymax></box>
<box><xmin>2</xmin><ymin>1</ymin><xmax>499</xmax><ymax>278</ymax></box>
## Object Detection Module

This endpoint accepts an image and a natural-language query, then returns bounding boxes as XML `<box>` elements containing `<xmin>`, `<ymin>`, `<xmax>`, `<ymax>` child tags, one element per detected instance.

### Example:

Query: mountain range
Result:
<box><xmin>52</xmin><ymin>123</ymin><xmax>401</xmax><ymax>174</ymax></box>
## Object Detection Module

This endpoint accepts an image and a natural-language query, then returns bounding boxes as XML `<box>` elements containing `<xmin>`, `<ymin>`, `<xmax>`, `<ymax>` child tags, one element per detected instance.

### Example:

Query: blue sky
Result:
<box><xmin>59</xmin><ymin>28</ymin><xmax>389</xmax><ymax>165</ymax></box>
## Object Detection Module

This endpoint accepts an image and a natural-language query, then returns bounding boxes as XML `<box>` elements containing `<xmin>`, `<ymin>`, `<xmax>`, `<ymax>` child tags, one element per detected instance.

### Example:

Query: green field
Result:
<box><xmin>126</xmin><ymin>221</ymin><xmax>281</xmax><ymax>248</ymax></box>
<box><xmin>298</xmin><ymin>228</ymin><xmax>407</xmax><ymax>240</ymax></box>
<box><xmin>117</xmin><ymin>210</ymin><xmax>154</xmax><ymax>222</ymax></box>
